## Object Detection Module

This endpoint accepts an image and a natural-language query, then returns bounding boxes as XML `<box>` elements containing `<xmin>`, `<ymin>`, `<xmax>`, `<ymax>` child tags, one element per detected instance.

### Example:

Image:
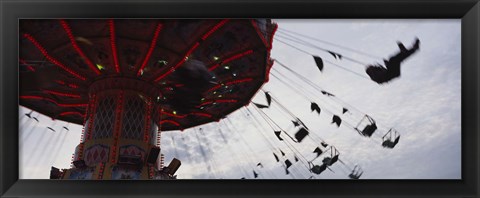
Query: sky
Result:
<box><xmin>19</xmin><ymin>19</ymin><xmax>461</xmax><ymax>179</ymax></box>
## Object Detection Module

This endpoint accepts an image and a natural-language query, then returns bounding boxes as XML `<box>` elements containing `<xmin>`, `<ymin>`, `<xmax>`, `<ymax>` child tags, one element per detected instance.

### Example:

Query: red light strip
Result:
<box><xmin>55</xmin><ymin>80</ymin><xmax>80</xmax><ymax>89</ymax></box>
<box><xmin>162</xmin><ymin>111</ymin><xmax>187</xmax><ymax>118</ymax></box>
<box><xmin>159</xmin><ymin>120</ymin><xmax>180</xmax><ymax>126</ymax></box>
<box><xmin>111</xmin><ymin>91</ymin><xmax>124</xmax><ymax>163</ymax></box>
<box><xmin>78</xmin><ymin>142</ymin><xmax>84</xmax><ymax>160</ymax></box>
<box><xmin>19</xmin><ymin>59</ymin><xmax>36</xmax><ymax>72</ymax></box>
<box><xmin>86</xmin><ymin>94</ymin><xmax>96</xmax><ymax>140</ymax></box>
<box><xmin>68</xmin><ymin>83</ymin><xmax>80</xmax><ymax>89</ymax></box>
<box><xmin>60</xmin><ymin>103</ymin><xmax>87</xmax><ymax>107</ymax></box>
<box><xmin>216</xmin><ymin>99</ymin><xmax>238</xmax><ymax>103</ymax></box>
<box><xmin>223</xmin><ymin>49</ymin><xmax>254</xmax><ymax>64</ymax></box>
<box><xmin>97</xmin><ymin>163</ymin><xmax>105</xmax><ymax>179</ymax></box>
<box><xmin>23</xmin><ymin>33</ymin><xmax>86</xmax><ymax>81</ymax></box>
<box><xmin>162</xmin><ymin>111</ymin><xmax>212</xmax><ymax>119</ymax></box>
<box><xmin>156</xmin><ymin>128</ymin><xmax>161</xmax><ymax>148</ymax></box>
<box><xmin>59</xmin><ymin>19</ymin><xmax>101</xmax><ymax>75</ymax></box>
<box><xmin>20</xmin><ymin>95</ymin><xmax>87</xmax><ymax>107</ymax></box>
<box><xmin>152</xmin><ymin>20</ymin><xmax>229</xmax><ymax>83</ymax></box>
<box><xmin>143</xmin><ymin>99</ymin><xmax>153</xmax><ymax>143</ymax></box>
<box><xmin>198</xmin><ymin>99</ymin><xmax>238</xmax><ymax>107</ymax></box>
<box><xmin>59</xmin><ymin>111</ymin><xmax>85</xmax><ymax>117</ymax></box>
<box><xmin>208</xmin><ymin>49</ymin><xmax>254</xmax><ymax>71</ymax></box>
<box><xmin>251</xmin><ymin>20</ymin><xmax>269</xmax><ymax>48</ymax></box>
<box><xmin>79</xmin><ymin>125</ymin><xmax>86</xmax><ymax>154</ymax></box>
<box><xmin>109</xmin><ymin>20</ymin><xmax>121</xmax><ymax>73</ymax></box>
<box><xmin>149</xmin><ymin>166</ymin><xmax>154</xmax><ymax>179</ymax></box>
<box><xmin>206</xmin><ymin>77</ymin><xmax>254</xmax><ymax>93</ymax></box>
<box><xmin>190</xmin><ymin>112</ymin><xmax>213</xmax><ymax>118</ymax></box>
<box><xmin>153</xmin><ymin>42</ymin><xmax>200</xmax><ymax>82</ymax></box>
<box><xmin>43</xmin><ymin>89</ymin><xmax>81</xmax><ymax>98</ymax></box>
<box><xmin>201</xmin><ymin>19</ymin><xmax>230</xmax><ymax>40</ymax></box>
<box><xmin>137</xmin><ymin>23</ymin><xmax>163</xmax><ymax>76</ymax></box>
<box><xmin>268</xmin><ymin>23</ymin><xmax>278</xmax><ymax>50</ymax></box>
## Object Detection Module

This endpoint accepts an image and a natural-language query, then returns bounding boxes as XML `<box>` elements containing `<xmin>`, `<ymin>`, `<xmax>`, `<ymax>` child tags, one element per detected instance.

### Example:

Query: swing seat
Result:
<box><xmin>355</xmin><ymin>115</ymin><xmax>377</xmax><ymax>137</ymax></box>
<box><xmin>322</xmin><ymin>155</ymin><xmax>339</xmax><ymax>166</ymax></box>
<box><xmin>382</xmin><ymin>136</ymin><xmax>400</xmax><ymax>148</ymax></box>
<box><xmin>294</xmin><ymin>127</ymin><xmax>309</xmax><ymax>142</ymax></box>
<box><xmin>360</xmin><ymin>123</ymin><xmax>377</xmax><ymax>137</ymax></box>
<box><xmin>349</xmin><ymin>173</ymin><xmax>361</xmax><ymax>179</ymax></box>
<box><xmin>311</xmin><ymin>164</ymin><xmax>327</xmax><ymax>174</ymax></box>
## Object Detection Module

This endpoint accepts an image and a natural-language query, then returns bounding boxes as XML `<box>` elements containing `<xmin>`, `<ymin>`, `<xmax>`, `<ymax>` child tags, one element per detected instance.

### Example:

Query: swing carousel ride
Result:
<box><xmin>19</xmin><ymin>19</ymin><xmax>402</xmax><ymax>180</ymax></box>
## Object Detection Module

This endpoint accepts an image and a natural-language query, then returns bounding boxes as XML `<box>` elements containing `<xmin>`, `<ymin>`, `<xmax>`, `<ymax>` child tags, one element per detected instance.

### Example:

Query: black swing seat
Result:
<box><xmin>348</xmin><ymin>165</ymin><xmax>363</xmax><ymax>179</ymax></box>
<box><xmin>349</xmin><ymin>173</ymin><xmax>361</xmax><ymax>179</ymax></box>
<box><xmin>382</xmin><ymin>136</ymin><xmax>400</xmax><ymax>148</ymax></box>
<box><xmin>322</xmin><ymin>155</ymin><xmax>339</xmax><ymax>166</ymax></box>
<box><xmin>361</xmin><ymin>123</ymin><xmax>377</xmax><ymax>137</ymax></box>
<box><xmin>355</xmin><ymin>115</ymin><xmax>377</xmax><ymax>137</ymax></box>
<box><xmin>311</xmin><ymin>164</ymin><xmax>327</xmax><ymax>175</ymax></box>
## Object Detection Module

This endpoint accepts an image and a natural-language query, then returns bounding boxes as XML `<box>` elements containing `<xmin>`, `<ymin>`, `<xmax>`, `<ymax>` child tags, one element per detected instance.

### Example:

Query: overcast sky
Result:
<box><xmin>19</xmin><ymin>19</ymin><xmax>461</xmax><ymax>179</ymax></box>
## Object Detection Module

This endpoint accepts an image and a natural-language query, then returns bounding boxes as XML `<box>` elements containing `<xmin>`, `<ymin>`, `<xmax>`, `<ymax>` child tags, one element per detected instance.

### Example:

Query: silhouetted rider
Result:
<box><xmin>366</xmin><ymin>38</ymin><xmax>420</xmax><ymax>84</ymax></box>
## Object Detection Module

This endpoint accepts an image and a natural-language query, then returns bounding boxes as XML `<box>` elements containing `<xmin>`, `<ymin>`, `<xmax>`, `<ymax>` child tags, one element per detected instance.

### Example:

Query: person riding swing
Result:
<box><xmin>365</xmin><ymin>38</ymin><xmax>420</xmax><ymax>84</ymax></box>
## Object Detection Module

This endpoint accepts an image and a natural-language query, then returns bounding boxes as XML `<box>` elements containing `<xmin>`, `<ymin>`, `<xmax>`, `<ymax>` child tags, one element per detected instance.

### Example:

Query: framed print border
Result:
<box><xmin>1</xmin><ymin>0</ymin><xmax>479</xmax><ymax>197</ymax></box>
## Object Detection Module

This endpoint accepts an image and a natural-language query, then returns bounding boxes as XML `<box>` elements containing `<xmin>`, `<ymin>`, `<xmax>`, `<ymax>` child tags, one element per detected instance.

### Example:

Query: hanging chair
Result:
<box><xmin>309</xmin><ymin>162</ymin><xmax>327</xmax><ymax>175</ymax></box>
<box><xmin>321</xmin><ymin>146</ymin><xmax>340</xmax><ymax>166</ymax></box>
<box><xmin>348</xmin><ymin>165</ymin><xmax>363</xmax><ymax>179</ymax></box>
<box><xmin>354</xmin><ymin>115</ymin><xmax>377</xmax><ymax>137</ymax></box>
<box><xmin>381</xmin><ymin>128</ymin><xmax>400</xmax><ymax>148</ymax></box>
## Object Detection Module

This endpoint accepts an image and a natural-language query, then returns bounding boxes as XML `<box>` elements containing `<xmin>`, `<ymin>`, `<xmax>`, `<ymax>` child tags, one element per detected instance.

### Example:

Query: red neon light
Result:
<box><xmin>20</xmin><ymin>95</ymin><xmax>87</xmax><ymax>107</ymax></box>
<box><xmin>190</xmin><ymin>112</ymin><xmax>212</xmax><ymax>118</ymax></box>
<box><xmin>83</xmin><ymin>94</ymin><xmax>96</xmax><ymax>140</ymax></box>
<box><xmin>60</xmin><ymin>19</ymin><xmax>101</xmax><ymax>75</ymax></box>
<box><xmin>216</xmin><ymin>99</ymin><xmax>238</xmax><ymax>103</ymax></box>
<box><xmin>223</xmin><ymin>50</ymin><xmax>254</xmax><ymax>64</ymax></box>
<box><xmin>198</xmin><ymin>99</ymin><xmax>238</xmax><ymax>107</ymax></box>
<box><xmin>109</xmin><ymin>20</ymin><xmax>121</xmax><ymax>73</ymax></box>
<box><xmin>251</xmin><ymin>20</ymin><xmax>269</xmax><ymax>48</ymax></box>
<box><xmin>55</xmin><ymin>80</ymin><xmax>79</xmax><ymax>89</ymax></box>
<box><xmin>111</xmin><ymin>91</ymin><xmax>124</xmax><ymax>163</ymax></box>
<box><xmin>138</xmin><ymin>23</ymin><xmax>163</xmax><ymax>76</ymax></box>
<box><xmin>98</xmin><ymin>163</ymin><xmax>105</xmax><ymax>179</ymax></box>
<box><xmin>156</xmin><ymin>127</ymin><xmax>161</xmax><ymax>147</ymax></box>
<box><xmin>19</xmin><ymin>59</ymin><xmax>36</xmax><ymax>72</ymax></box>
<box><xmin>23</xmin><ymin>33</ymin><xmax>86</xmax><ymax>81</ymax></box>
<box><xmin>162</xmin><ymin>111</ymin><xmax>187</xmax><ymax>118</ymax></box>
<box><xmin>227</xmin><ymin>78</ymin><xmax>253</xmax><ymax>85</ymax></box>
<box><xmin>152</xmin><ymin>20</ymin><xmax>230</xmax><ymax>83</ymax></box>
<box><xmin>268</xmin><ymin>23</ymin><xmax>278</xmax><ymax>50</ymax></box>
<box><xmin>208</xmin><ymin>50</ymin><xmax>254</xmax><ymax>71</ymax></box>
<box><xmin>78</xmin><ymin>142</ymin><xmax>84</xmax><ymax>160</ymax></box>
<box><xmin>59</xmin><ymin>103</ymin><xmax>87</xmax><ymax>107</ymax></box>
<box><xmin>143</xmin><ymin>99</ymin><xmax>153</xmax><ymax>143</ymax></box>
<box><xmin>206</xmin><ymin>78</ymin><xmax>254</xmax><ymax>92</ymax></box>
<box><xmin>86</xmin><ymin>94</ymin><xmax>96</xmax><ymax>140</ymax></box>
<box><xmin>59</xmin><ymin>111</ymin><xmax>85</xmax><ymax>117</ymax></box>
<box><xmin>44</xmin><ymin>89</ymin><xmax>81</xmax><ymax>98</ymax></box>
<box><xmin>206</xmin><ymin>84</ymin><xmax>222</xmax><ymax>93</ymax></box>
<box><xmin>159</xmin><ymin>120</ymin><xmax>180</xmax><ymax>126</ymax></box>
<box><xmin>201</xmin><ymin>19</ymin><xmax>230</xmax><ymax>40</ymax></box>
<box><xmin>160</xmin><ymin>111</ymin><xmax>212</xmax><ymax>119</ymax></box>
<box><xmin>153</xmin><ymin>42</ymin><xmax>200</xmax><ymax>82</ymax></box>
<box><xmin>68</xmin><ymin>83</ymin><xmax>79</xmax><ymax>89</ymax></box>
<box><xmin>20</xmin><ymin>95</ymin><xmax>44</xmax><ymax>100</ymax></box>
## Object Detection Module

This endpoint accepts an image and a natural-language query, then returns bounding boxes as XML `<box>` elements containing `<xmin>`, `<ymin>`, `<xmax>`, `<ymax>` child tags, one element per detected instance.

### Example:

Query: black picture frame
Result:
<box><xmin>1</xmin><ymin>0</ymin><xmax>479</xmax><ymax>197</ymax></box>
